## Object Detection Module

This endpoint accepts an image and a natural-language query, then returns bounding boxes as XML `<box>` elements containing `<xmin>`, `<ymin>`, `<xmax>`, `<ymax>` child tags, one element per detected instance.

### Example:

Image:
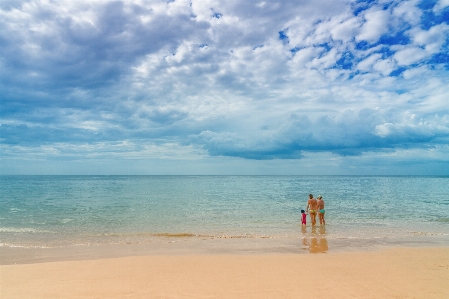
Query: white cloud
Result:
<box><xmin>191</xmin><ymin>0</ymin><xmax>221</xmax><ymax>22</ymax></box>
<box><xmin>392</xmin><ymin>0</ymin><xmax>422</xmax><ymax>26</ymax></box>
<box><xmin>375</xmin><ymin>111</ymin><xmax>449</xmax><ymax>139</ymax></box>
<box><xmin>392</xmin><ymin>23</ymin><xmax>449</xmax><ymax>66</ymax></box>
<box><xmin>402</xmin><ymin>65</ymin><xmax>431</xmax><ymax>79</ymax></box>
<box><xmin>433</xmin><ymin>0</ymin><xmax>449</xmax><ymax>13</ymax></box>
<box><xmin>308</xmin><ymin>48</ymin><xmax>340</xmax><ymax>69</ymax></box>
<box><xmin>409</xmin><ymin>24</ymin><xmax>449</xmax><ymax>53</ymax></box>
<box><xmin>285</xmin><ymin>18</ymin><xmax>317</xmax><ymax>48</ymax></box>
<box><xmin>394</xmin><ymin>47</ymin><xmax>429</xmax><ymax>65</ymax></box>
<box><xmin>406</xmin><ymin>77</ymin><xmax>449</xmax><ymax>113</ymax></box>
<box><xmin>1</xmin><ymin>0</ymin><xmax>449</xmax><ymax>174</ymax></box>
<box><xmin>357</xmin><ymin>53</ymin><xmax>382</xmax><ymax>71</ymax></box>
<box><xmin>330</xmin><ymin>17</ymin><xmax>361</xmax><ymax>42</ymax></box>
<box><xmin>356</xmin><ymin>8</ymin><xmax>390</xmax><ymax>43</ymax></box>
<box><xmin>373</xmin><ymin>58</ymin><xmax>395</xmax><ymax>76</ymax></box>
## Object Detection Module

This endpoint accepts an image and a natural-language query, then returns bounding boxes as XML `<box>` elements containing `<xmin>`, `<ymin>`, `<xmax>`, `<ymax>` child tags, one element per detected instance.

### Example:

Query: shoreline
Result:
<box><xmin>2</xmin><ymin>233</ymin><xmax>448</xmax><ymax>265</ymax></box>
<box><xmin>2</xmin><ymin>246</ymin><xmax>448</xmax><ymax>299</ymax></box>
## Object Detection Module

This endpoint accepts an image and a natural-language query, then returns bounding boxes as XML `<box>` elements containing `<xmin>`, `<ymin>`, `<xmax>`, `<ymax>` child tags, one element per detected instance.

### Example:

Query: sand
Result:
<box><xmin>1</xmin><ymin>247</ymin><xmax>448</xmax><ymax>299</ymax></box>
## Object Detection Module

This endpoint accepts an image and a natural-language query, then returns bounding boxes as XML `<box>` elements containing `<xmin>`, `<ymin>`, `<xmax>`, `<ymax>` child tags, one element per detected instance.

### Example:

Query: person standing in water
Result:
<box><xmin>301</xmin><ymin>209</ymin><xmax>307</xmax><ymax>226</ymax></box>
<box><xmin>317</xmin><ymin>195</ymin><xmax>325</xmax><ymax>225</ymax></box>
<box><xmin>306</xmin><ymin>194</ymin><xmax>318</xmax><ymax>226</ymax></box>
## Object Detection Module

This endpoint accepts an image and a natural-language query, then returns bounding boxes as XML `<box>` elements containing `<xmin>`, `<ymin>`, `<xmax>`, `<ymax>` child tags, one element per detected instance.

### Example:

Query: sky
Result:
<box><xmin>1</xmin><ymin>0</ymin><xmax>449</xmax><ymax>175</ymax></box>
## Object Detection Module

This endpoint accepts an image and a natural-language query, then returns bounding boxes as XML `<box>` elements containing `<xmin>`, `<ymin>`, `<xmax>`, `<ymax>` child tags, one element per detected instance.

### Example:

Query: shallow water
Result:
<box><xmin>1</xmin><ymin>175</ymin><xmax>448</xmax><ymax>250</ymax></box>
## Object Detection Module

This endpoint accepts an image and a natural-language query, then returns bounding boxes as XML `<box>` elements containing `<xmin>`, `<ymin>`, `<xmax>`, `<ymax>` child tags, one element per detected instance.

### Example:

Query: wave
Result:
<box><xmin>93</xmin><ymin>231</ymin><xmax>277</xmax><ymax>239</ymax></box>
<box><xmin>434</xmin><ymin>218</ymin><xmax>449</xmax><ymax>223</ymax></box>
<box><xmin>0</xmin><ymin>227</ymin><xmax>51</xmax><ymax>233</ymax></box>
<box><xmin>0</xmin><ymin>243</ymin><xmax>53</xmax><ymax>248</ymax></box>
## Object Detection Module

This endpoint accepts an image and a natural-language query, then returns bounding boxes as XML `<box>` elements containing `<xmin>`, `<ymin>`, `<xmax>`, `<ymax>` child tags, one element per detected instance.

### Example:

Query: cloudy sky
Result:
<box><xmin>1</xmin><ymin>0</ymin><xmax>448</xmax><ymax>175</ymax></box>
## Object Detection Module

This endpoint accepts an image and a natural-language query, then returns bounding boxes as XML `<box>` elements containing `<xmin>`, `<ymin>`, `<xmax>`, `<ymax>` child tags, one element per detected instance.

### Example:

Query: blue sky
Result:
<box><xmin>1</xmin><ymin>0</ymin><xmax>448</xmax><ymax>175</ymax></box>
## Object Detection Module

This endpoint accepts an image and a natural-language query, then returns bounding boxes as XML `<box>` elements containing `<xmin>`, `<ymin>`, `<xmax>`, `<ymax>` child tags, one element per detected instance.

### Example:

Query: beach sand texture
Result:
<box><xmin>2</xmin><ymin>247</ymin><xmax>448</xmax><ymax>299</ymax></box>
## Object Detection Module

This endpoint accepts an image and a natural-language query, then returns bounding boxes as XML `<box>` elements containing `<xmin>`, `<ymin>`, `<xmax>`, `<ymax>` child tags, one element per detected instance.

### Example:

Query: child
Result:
<box><xmin>301</xmin><ymin>209</ymin><xmax>307</xmax><ymax>225</ymax></box>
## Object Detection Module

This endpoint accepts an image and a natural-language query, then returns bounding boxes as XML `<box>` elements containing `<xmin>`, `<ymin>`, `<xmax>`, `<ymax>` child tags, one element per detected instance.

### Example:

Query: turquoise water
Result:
<box><xmin>1</xmin><ymin>175</ymin><xmax>448</xmax><ymax>248</ymax></box>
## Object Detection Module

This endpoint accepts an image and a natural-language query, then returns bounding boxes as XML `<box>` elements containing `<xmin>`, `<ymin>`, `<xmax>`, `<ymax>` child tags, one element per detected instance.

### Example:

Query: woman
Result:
<box><xmin>317</xmin><ymin>195</ymin><xmax>325</xmax><ymax>225</ymax></box>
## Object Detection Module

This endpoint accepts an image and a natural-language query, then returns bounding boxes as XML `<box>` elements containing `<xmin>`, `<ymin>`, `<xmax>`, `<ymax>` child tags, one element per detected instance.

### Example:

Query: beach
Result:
<box><xmin>3</xmin><ymin>0</ymin><xmax>449</xmax><ymax>295</ymax></box>
<box><xmin>2</xmin><ymin>246</ymin><xmax>448</xmax><ymax>299</ymax></box>
<box><xmin>1</xmin><ymin>176</ymin><xmax>448</xmax><ymax>298</ymax></box>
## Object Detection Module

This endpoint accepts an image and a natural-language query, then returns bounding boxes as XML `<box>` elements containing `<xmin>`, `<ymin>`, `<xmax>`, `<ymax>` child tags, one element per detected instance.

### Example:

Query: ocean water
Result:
<box><xmin>1</xmin><ymin>175</ymin><xmax>448</xmax><ymax>251</ymax></box>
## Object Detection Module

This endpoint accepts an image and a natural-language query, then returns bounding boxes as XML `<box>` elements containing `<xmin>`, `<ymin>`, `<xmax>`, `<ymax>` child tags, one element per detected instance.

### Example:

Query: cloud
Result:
<box><xmin>374</xmin><ymin>112</ymin><xmax>449</xmax><ymax>140</ymax></box>
<box><xmin>394</xmin><ymin>47</ymin><xmax>429</xmax><ymax>65</ymax></box>
<box><xmin>194</xmin><ymin>108</ymin><xmax>449</xmax><ymax>159</ymax></box>
<box><xmin>357</xmin><ymin>53</ymin><xmax>382</xmax><ymax>71</ymax></box>
<box><xmin>433</xmin><ymin>0</ymin><xmax>449</xmax><ymax>13</ymax></box>
<box><xmin>330</xmin><ymin>17</ymin><xmax>361</xmax><ymax>42</ymax></box>
<box><xmin>0</xmin><ymin>0</ymin><xmax>206</xmax><ymax>93</ymax></box>
<box><xmin>1</xmin><ymin>0</ymin><xmax>449</xmax><ymax>174</ymax></box>
<box><xmin>356</xmin><ymin>8</ymin><xmax>390</xmax><ymax>43</ymax></box>
<box><xmin>392</xmin><ymin>22</ymin><xmax>449</xmax><ymax>66</ymax></box>
<box><xmin>392</xmin><ymin>0</ymin><xmax>422</xmax><ymax>26</ymax></box>
<box><xmin>409</xmin><ymin>23</ymin><xmax>449</xmax><ymax>53</ymax></box>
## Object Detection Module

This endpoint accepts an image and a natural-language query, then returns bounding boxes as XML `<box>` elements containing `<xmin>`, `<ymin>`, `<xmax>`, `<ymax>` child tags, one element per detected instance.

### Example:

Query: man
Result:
<box><xmin>306</xmin><ymin>194</ymin><xmax>318</xmax><ymax>226</ymax></box>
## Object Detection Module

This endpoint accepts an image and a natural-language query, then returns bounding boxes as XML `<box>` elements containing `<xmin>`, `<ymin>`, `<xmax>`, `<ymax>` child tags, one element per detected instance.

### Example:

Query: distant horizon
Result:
<box><xmin>1</xmin><ymin>0</ymin><xmax>448</xmax><ymax>175</ymax></box>
<box><xmin>2</xmin><ymin>174</ymin><xmax>448</xmax><ymax>177</ymax></box>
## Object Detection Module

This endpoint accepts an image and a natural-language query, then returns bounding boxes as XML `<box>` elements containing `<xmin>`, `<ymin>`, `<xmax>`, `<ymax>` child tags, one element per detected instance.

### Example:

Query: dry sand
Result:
<box><xmin>1</xmin><ymin>247</ymin><xmax>448</xmax><ymax>299</ymax></box>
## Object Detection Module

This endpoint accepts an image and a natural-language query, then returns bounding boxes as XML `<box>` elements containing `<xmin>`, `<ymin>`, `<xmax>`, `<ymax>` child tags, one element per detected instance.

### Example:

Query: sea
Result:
<box><xmin>1</xmin><ymin>175</ymin><xmax>448</xmax><ymax>254</ymax></box>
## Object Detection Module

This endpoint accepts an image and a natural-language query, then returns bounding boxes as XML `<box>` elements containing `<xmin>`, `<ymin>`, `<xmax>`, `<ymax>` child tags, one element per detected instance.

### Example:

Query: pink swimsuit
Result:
<box><xmin>301</xmin><ymin>213</ymin><xmax>306</xmax><ymax>225</ymax></box>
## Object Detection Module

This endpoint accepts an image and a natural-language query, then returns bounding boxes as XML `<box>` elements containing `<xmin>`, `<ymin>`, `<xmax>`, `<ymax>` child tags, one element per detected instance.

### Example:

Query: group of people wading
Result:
<box><xmin>301</xmin><ymin>194</ymin><xmax>325</xmax><ymax>226</ymax></box>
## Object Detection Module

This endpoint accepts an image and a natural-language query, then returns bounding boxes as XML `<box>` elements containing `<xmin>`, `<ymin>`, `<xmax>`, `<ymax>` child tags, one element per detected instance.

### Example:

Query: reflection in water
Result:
<box><xmin>301</xmin><ymin>226</ymin><xmax>328</xmax><ymax>253</ymax></box>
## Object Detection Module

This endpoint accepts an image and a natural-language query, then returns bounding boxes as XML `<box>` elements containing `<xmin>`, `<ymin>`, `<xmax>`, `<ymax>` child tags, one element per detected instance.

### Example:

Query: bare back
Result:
<box><xmin>317</xmin><ymin>199</ymin><xmax>324</xmax><ymax>210</ymax></box>
<box><xmin>307</xmin><ymin>198</ymin><xmax>318</xmax><ymax>211</ymax></box>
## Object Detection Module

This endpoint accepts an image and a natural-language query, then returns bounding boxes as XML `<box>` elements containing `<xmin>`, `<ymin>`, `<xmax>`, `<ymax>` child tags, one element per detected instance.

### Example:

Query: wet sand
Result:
<box><xmin>0</xmin><ymin>236</ymin><xmax>328</xmax><ymax>265</ymax></box>
<box><xmin>2</xmin><ymin>247</ymin><xmax>448</xmax><ymax>299</ymax></box>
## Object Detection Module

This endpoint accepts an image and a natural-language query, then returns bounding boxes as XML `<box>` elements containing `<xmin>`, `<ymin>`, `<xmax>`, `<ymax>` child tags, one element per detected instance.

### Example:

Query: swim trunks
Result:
<box><xmin>319</xmin><ymin>209</ymin><xmax>325</xmax><ymax>214</ymax></box>
<box><xmin>309</xmin><ymin>210</ymin><xmax>316</xmax><ymax>214</ymax></box>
